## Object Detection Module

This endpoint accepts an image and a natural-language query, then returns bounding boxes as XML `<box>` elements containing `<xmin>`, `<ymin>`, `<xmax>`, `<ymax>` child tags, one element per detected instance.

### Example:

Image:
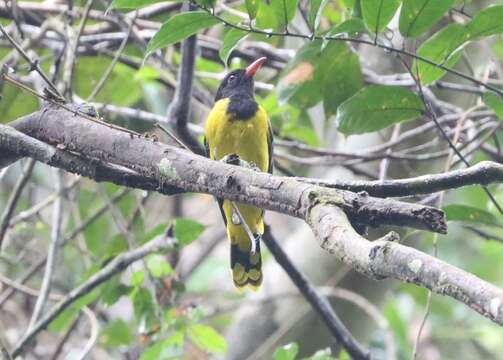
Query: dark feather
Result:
<box><xmin>205</xmin><ymin>136</ymin><xmax>227</xmax><ymax>227</ymax></box>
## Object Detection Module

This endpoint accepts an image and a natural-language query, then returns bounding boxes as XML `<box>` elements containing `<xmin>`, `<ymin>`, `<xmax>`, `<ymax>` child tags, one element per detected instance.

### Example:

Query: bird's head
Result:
<box><xmin>215</xmin><ymin>57</ymin><xmax>267</xmax><ymax>101</ymax></box>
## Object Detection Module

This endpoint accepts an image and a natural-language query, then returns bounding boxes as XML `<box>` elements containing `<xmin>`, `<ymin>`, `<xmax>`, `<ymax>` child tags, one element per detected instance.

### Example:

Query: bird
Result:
<box><xmin>204</xmin><ymin>57</ymin><xmax>272</xmax><ymax>291</ymax></box>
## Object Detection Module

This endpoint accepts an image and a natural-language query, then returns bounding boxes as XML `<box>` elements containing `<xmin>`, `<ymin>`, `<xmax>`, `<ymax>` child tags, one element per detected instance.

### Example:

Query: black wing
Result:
<box><xmin>205</xmin><ymin>136</ymin><xmax>228</xmax><ymax>228</ymax></box>
<box><xmin>267</xmin><ymin>121</ymin><xmax>274</xmax><ymax>174</ymax></box>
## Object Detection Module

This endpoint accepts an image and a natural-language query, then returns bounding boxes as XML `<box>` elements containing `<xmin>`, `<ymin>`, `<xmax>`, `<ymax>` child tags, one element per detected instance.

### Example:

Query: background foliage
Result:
<box><xmin>1</xmin><ymin>0</ymin><xmax>503</xmax><ymax>359</ymax></box>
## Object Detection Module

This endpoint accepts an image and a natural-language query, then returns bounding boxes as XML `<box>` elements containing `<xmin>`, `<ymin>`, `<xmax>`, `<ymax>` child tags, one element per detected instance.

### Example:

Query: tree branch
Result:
<box><xmin>307</xmin><ymin>204</ymin><xmax>503</xmax><ymax>325</ymax></box>
<box><xmin>11</xmin><ymin>234</ymin><xmax>177</xmax><ymax>358</ymax></box>
<box><xmin>262</xmin><ymin>226</ymin><xmax>370</xmax><ymax>360</ymax></box>
<box><xmin>1</xmin><ymin>107</ymin><xmax>446</xmax><ymax>233</ymax></box>
<box><xmin>0</xmin><ymin>338</ymin><xmax>11</xmax><ymax>360</ymax></box>
<box><xmin>300</xmin><ymin>161</ymin><xmax>503</xmax><ymax>197</ymax></box>
<box><xmin>0</xmin><ymin>158</ymin><xmax>35</xmax><ymax>250</ymax></box>
<box><xmin>166</xmin><ymin>2</ymin><xmax>205</xmax><ymax>155</ymax></box>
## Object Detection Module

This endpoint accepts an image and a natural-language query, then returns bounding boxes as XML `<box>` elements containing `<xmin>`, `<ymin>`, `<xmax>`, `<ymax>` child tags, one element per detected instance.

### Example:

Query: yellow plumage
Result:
<box><xmin>204</xmin><ymin>98</ymin><xmax>271</xmax><ymax>290</ymax></box>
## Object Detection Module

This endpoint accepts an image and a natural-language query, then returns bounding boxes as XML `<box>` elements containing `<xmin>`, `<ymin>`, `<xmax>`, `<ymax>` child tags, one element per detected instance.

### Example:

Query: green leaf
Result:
<box><xmin>101</xmin><ymin>276</ymin><xmax>132</xmax><ymax>306</ymax></box>
<box><xmin>399</xmin><ymin>0</ymin><xmax>455</xmax><ymax>38</ymax></box>
<box><xmin>75</xmin><ymin>59</ymin><xmax>142</xmax><ymax>107</ymax></box>
<box><xmin>256</xmin><ymin>1</ymin><xmax>280</xmax><ymax>31</ymax></box>
<box><xmin>147</xmin><ymin>12</ymin><xmax>220</xmax><ymax>56</ymax></box>
<box><xmin>49</xmin><ymin>285</ymin><xmax>100</xmax><ymax>332</ymax></box>
<box><xmin>360</xmin><ymin>0</ymin><xmax>401</xmax><ymax>33</ymax></box>
<box><xmin>130</xmin><ymin>270</ymin><xmax>145</xmax><ymax>287</ymax></box>
<box><xmin>444</xmin><ymin>204</ymin><xmax>502</xmax><ymax>227</ymax></box>
<box><xmin>383</xmin><ymin>300</ymin><xmax>412</xmax><ymax>354</ymax></box>
<box><xmin>273</xmin><ymin>342</ymin><xmax>299</xmax><ymax>360</ymax></box>
<box><xmin>140</xmin><ymin>223</ymin><xmax>167</xmax><ymax>244</ymax></box>
<box><xmin>0</xmin><ymin>86</ymin><xmax>39</xmax><ymax>123</ymax></box>
<box><xmin>271</xmin><ymin>0</ymin><xmax>298</xmax><ymax>28</ymax></box>
<box><xmin>195</xmin><ymin>0</ymin><xmax>215</xmax><ymax>6</ymax></box>
<box><xmin>174</xmin><ymin>218</ymin><xmax>205</xmax><ymax>246</ymax></box>
<box><xmin>492</xmin><ymin>39</ymin><xmax>503</xmax><ymax>61</ymax></box>
<box><xmin>335</xmin><ymin>85</ymin><xmax>424</xmax><ymax>135</ymax></box>
<box><xmin>219</xmin><ymin>28</ymin><xmax>248</xmax><ymax>65</ymax></box>
<box><xmin>111</xmin><ymin>0</ymin><xmax>173</xmax><ymax>9</ymax></box>
<box><xmin>414</xmin><ymin>24</ymin><xmax>467</xmax><ymax>85</ymax></box>
<box><xmin>135</xmin><ymin>66</ymin><xmax>161</xmax><ymax>82</ymax></box>
<box><xmin>48</xmin><ymin>306</ymin><xmax>80</xmax><ymax>332</ymax></box>
<box><xmin>328</xmin><ymin>18</ymin><xmax>369</xmax><ymax>37</ymax></box>
<box><xmin>282</xmin><ymin>125</ymin><xmax>319</xmax><ymax>146</ymax></box>
<box><xmin>131</xmin><ymin>287</ymin><xmax>156</xmax><ymax>324</ymax></box>
<box><xmin>245</xmin><ymin>0</ymin><xmax>259</xmax><ymax>19</ymax></box>
<box><xmin>483</xmin><ymin>93</ymin><xmax>503</xmax><ymax>120</ymax></box>
<box><xmin>277</xmin><ymin>41</ymin><xmax>323</xmax><ymax>107</ymax></box>
<box><xmin>146</xmin><ymin>254</ymin><xmax>173</xmax><ymax>278</ymax></box>
<box><xmin>319</xmin><ymin>42</ymin><xmax>363</xmax><ymax>117</ymax></box>
<box><xmin>465</xmin><ymin>5</ymin><xmax>503</xmax><ymax>41</ymax></box>
<box><xmin>306</xmin><ymin>348</ymin><xmax>338</xmax><ymax>359</ymax></box>
<box><xmin>104</xmin><ymin>234</ymin><xmax>128</xmax><ymax>258</ymax></box>
<box><xmin>187</xmin><ymin>323</ymin><xmax>228</xmax><ymax>354</ymax></box>
<box><xmin>100</xmin><ymin>320</ymin><xmax>133</xmax><ymax>347</ymax></box>
<box><xmin>308</xmin><ymin>0</ymin><xmax>329</xmax><ymax>30</ymax></box>
<box><xmin>139</xmin><ymin>333</ymin><xmax>184</xmax><ymax>360</ymax></box>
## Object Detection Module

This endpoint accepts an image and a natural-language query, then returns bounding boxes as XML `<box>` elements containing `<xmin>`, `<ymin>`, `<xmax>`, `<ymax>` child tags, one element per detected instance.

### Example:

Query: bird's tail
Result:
<box><xmin>230</xmin><ymin>235</ymin><xmax>262</xmax><ymax>291</ymax></box>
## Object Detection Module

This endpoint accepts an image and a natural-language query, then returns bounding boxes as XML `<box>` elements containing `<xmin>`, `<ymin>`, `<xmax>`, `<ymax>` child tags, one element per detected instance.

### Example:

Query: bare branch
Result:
<box><xmin>26</xmin><ymin>169</ymin><xmax>64</xmax><ymax>331</ymax></box>
<box><xmin>11</xmin><ymin>234</ymin><xmax>177</xmax><ymax>358</ymax></box>
<box><xmin>0</xmin><ymin>23</ymin><xmax>61</xmax><ymax>98</ymax></box>
<box><xmin>300</xmin><ymin>161</ymin><xmax>503</xmax><ymax>197</ymax></box>
<box><xmin>263</xmin><ymin>226</ymin><xmax>371</xmax><ymax>360</ymax></box>
<box><xmin>0</xmin><ymin>158</ymin><xmax>36</xmax><ymax>250</ymax></box>
<box><xmin>167</xmin><ymin>2</ymin><xmax>205</xmax><ymax>155</ymax></box>
<box><xmin>307</xmin><ymin>204</ymin><xmax>503</xmax><ymax>325</ymax></box>
<box><xmin>0</xmin><ymin>108</ymin><xmax>446</xmax><ymax>233</ymax></box>
<box><xmin>0</xmin><ymin>338</ymin><xmax>12</xmax><ymax>360</ymax></box>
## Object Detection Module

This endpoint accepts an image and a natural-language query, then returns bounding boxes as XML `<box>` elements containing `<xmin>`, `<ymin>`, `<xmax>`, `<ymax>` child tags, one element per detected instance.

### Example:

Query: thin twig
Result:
<box><xmin>262</xmin><ymin>226</ymin><xmax>371</xmax><ymax>360</ymax></box>
<box><xmin>62</xmin><ymin>0</ymin><xmax>95</xmax><ymax>97</ymax></box>
<box><xmin>167</xmin><ymin>2</ymin><xmax>205</xmax><ymax>155</ymax></box>
<box><xmin>0</xmin><ymin>159</ymin><xmax>36</xmax><ymax>250</ymax></box>
<box><xmin>11</xmin><ymin>234</ymin><xmax>177</xmax><ymax>358</ymax></box>
<box><xmin>86</xmin><ymin>15</ymin><xmax>134</xmax><ymax>102</ymax></box>
<box><xmin>0</xmin><ymin>338</ymin><xmax>11</xmax><ymax>360</ymax></box>
<box><xmin>0</xmin><ymin>23</ymin><xmax>61</xmax><ymax>97</ymax></box>
<box><xmin>26</xmin><ymin>169</ymin><xmax>64</xmax><ymax>331</ymax></box>
<box><xmin>400</xmin><ymin>54</ymin><xmax>503</xmax><ymax>216</ymax></box>
<box><xmin>77</xmin><ymin>307</ymin><xmax>99</xmax><ymax>360</ymax></box>
<box><xmin>194</xmin><ymin>2</ymin><xmax>503</xmax><ymax>97</ymax></box>
<box><xmin>0</xmin><ymin>272</ymin><xmax>98</xmax><ymax>360</ymax></box>
<box><xmin>1</xmin><ymin>74</ymin><xmax>141</xmax><ymax>137</ymax></box>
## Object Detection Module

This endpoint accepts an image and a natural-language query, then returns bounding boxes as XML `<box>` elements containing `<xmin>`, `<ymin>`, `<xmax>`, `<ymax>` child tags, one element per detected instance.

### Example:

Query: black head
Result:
<box><xmin>215</xmin><ymin>57</ymin><xmax>267</xmax><ymax>101</ymax></box>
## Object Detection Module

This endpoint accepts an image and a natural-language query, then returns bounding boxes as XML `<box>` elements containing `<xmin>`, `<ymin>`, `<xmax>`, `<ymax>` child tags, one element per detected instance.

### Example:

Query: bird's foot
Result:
<box><xmin>220</xmin><ymin>154</ymin><xmax>260</xmax><ymax>171</ymax></box>
<box><xmin>220</xmin><ymin>153</ymin><xmax>241</xmax><ymax>166</ymax></box>
<box><xmin>76</xmin><ymin>103</ymin><xmax>99</xmax><ymax>118</ymax></box>
<box><xmin>249</xmin><ymin>163</ymin><xmax>261</xmax><ymax>172</ymax></box>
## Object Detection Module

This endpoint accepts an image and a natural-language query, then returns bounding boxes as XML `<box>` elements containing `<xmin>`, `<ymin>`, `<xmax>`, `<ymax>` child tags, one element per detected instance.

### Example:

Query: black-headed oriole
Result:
<box><xmin>204</xmin><ymin>57</ymin><xmax>272</xmax><ymax>291</ymax></box>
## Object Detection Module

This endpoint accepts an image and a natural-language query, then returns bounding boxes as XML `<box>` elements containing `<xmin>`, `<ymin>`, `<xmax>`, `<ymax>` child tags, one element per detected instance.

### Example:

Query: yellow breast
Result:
<box><xmin>204</xmin><ymin>98</ymin><xmax>269</xmax><ymax>172</ymax></box>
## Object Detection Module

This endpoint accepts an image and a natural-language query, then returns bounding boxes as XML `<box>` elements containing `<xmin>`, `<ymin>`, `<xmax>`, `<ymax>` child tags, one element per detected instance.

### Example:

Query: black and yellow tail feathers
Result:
<box><xmin>230</xmin><ymin>238</ymin><xmax>262</xmax><ymax>291</ymax></box>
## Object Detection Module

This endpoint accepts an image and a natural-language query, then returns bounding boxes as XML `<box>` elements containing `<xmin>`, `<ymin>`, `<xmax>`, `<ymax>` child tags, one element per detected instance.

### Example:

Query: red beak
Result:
<box><xmin>245</xmin><ymin>57</ymin><xmax>267</xmax><ymax>78</ymax></box>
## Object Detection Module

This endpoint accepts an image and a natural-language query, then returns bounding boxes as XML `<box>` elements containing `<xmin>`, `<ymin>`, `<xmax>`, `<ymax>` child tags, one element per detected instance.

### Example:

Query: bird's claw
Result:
<box><xmin>76</xmin><ymin>103</ymin><xmax>99</xmax><ymax>118</ymax></box>
<box><xmin>221</xmin><ymin>153</ymin><xmax>241</xmax><ymax>166</ymax></box>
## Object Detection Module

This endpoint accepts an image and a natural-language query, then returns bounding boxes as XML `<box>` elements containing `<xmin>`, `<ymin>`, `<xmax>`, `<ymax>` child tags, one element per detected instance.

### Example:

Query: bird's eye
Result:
<box><xmin>228</xmin><ymin>75</ymin><xmax>236</xmax><ymax>82</ymax></box>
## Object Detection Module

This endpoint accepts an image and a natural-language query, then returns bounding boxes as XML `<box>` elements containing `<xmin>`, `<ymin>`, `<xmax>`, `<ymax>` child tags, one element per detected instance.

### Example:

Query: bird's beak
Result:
<box><xmin>245</xmin><ymin>57</ymin><xmax>267</xmax><ymax>78</ymax></box>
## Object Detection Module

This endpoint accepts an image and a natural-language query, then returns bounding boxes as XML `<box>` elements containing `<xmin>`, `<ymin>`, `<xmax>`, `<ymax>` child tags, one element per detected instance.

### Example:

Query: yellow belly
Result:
<box><xmin>205</xmin><ymin>98</ymin><xmax>270</xmax><ymax>246</ymax></box>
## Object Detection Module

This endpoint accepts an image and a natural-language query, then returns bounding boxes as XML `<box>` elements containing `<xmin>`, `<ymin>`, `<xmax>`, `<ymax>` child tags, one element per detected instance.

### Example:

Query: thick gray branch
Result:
<box><xmin>2</xmin><ymin>105</ymin><xmax>446</xmax><ymax>233</ymax></box>
<box><xmin>308</xmin><ymin>204</ymin><xmax>503</xmax><ymax>326</ymax></box>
